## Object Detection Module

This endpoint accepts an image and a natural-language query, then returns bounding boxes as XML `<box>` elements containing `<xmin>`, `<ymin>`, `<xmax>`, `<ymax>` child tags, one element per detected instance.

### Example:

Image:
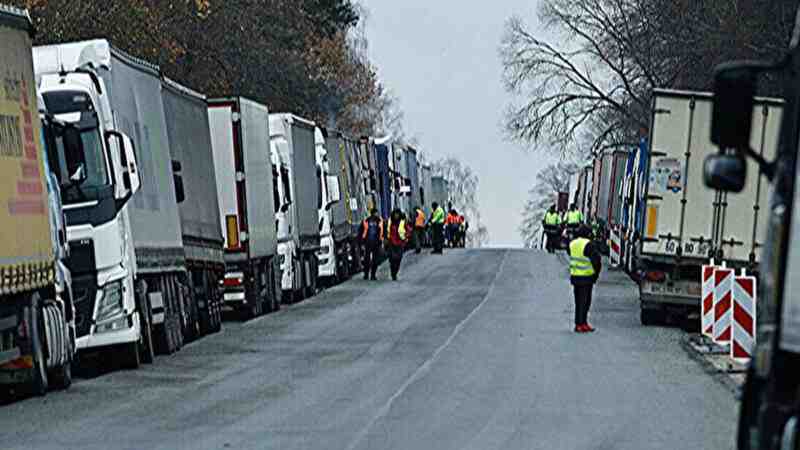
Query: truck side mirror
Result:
<box><xmin>106</xmin><ymin>130</ymin><xmax>140</xmax><ymax>199</ymax></box>
<box><xmin>326</xmin><ymin>174</ymin><xmax>341</xmax><ymax>208</ymax></box>
<box><xmin>172</xmin><ymin>160</ymin><xmax>185</xmax><ymax>204</ymax></box>
<box><xmin>710</xmin><ymin>62</ymin><xmax>757</xmax><ymax>150</ymax></box>
<box><xmin>704</xmin><ymin>154</ymin><xmax>747</xmax><ymax>192</ymax></box>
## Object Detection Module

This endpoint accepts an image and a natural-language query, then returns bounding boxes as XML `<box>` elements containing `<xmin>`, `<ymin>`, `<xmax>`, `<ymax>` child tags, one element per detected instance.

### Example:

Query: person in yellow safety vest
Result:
<box><xmin>386</xmin><ymin>209</ymin><xmax>411</xmax><ymax>280</ymax></box>
<box><xmin>542</xmin><ymin>205</ymin><xmax>561</xmax><ymax>253</ymax></box>
<box><xmin>569</xmin><ymin>225</ymin><xmax>602</xmax><ymax>333</ymax></box>
<box><xmin>565</xmin><ymin>203</ymin><xmax>584</xmax><ymax>229</ymax></box>
<box><xmin>429</xmin><ymin>202</ymin><xmax>446</xmax><ymax>254</ymax></box>
<box><xmin>413</xmin><ymin>206</ymin><xmax>426</xmax><ymax>254</ymax></box>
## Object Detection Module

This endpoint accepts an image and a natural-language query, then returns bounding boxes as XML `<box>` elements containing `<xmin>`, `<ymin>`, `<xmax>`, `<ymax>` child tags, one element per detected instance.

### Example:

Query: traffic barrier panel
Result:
<box><xmin>701</xmin><ymin>261</ymin><xmax>716</xmax><ymax>338</ymax></box>
<box><xmin>731</xmin><ymin>269</ymin><xmax>756</xmax><ymax>363</ymax></box>
<box><xmin>610</xmin><ymin>228</ymin><xmax>621</xmax><ymax>268</ymax></box>
<box><xmin>713</xmin><ymin>267</ymin><xmax>734</xmax><ymax>345</ymax></box>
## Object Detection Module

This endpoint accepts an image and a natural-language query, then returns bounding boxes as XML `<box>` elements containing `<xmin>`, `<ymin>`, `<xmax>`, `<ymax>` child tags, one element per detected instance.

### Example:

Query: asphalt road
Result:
<box><xmin>0</xmin><ymin>249</ymin><xmax>736</xmax><ymax>450</ymax></box>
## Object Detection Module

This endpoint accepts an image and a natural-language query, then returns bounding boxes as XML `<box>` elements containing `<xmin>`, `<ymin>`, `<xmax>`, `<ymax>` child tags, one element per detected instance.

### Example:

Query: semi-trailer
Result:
<box><xmin>0</xmin><ymin>5</ymin><xmax>76</xmax><ymax>394</ymax></box>
<box><xmin>635</xmin><ymin>88</ymin><xmax>781</xmax><ymax>325</ymax></box>
<box><xmin>162</xmin><ymin>78</ymin><xmax>224</xmax><ymax>335</ymax></box>
<box><xmin>34</xmin><ymin>38</ymin><xmax>188</xmax><ymax>366</ymax></box>
<box><xmin>270</xmin><ymin>113</ymin><xmax>320</xmax><ymax>300</ymax></box>
<box><xmin>207</xmin><ymin>97</ymin><xmax>281</xmax><ymax>317</ymax></box>
<box><xmin>320</xmin><ymin>128</ymin><xmax>357</xmax><ymax>282</ymax></box>
<box><xmin>373</xmin><ymin>138</ymin><xmax>392</xmax><ymax>220</ymax></box>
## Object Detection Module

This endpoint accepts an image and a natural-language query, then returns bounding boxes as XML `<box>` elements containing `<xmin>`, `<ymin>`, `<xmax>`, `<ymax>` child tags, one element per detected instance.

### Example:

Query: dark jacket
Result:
<box><xmin>570</xmin><ymin>240</ymin><xmax>602</xmax><ymax>286</ymax></box>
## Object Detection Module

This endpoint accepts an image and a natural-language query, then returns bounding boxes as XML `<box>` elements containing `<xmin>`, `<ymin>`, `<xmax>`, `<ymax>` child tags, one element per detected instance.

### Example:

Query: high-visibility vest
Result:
<box><xmin>566</xmin><ymin>210</ymin><xmax>583</xmax><ymax>225</ymax></box>
<box><xmin>431</xmin><ymin>207</ymin><xmax>445</xmax><ymax>224</ymax></box>
<box><xmin>388</xmin><ymin>219</ymin><xmax>407</xmax><ymax>241</ymax></box>
<box><xmin>545</xmin><ymin>212</ymin><xmax>561</xmax><ymax>226</ymax></box>
<box><xmin>569</xmin><ymin>238</ymin><xmax>595</xmax><ymax>277</ymax></box>
<box><xmin>415</xmin><ymin>210</ymin><xmax>426</xmax><ymax>228</ymax></box>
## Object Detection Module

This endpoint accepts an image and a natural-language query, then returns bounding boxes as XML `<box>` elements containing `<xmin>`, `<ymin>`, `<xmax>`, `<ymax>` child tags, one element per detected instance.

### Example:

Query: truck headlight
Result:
<box><xmin>96</xmin><ymin>280</ymin><xmax>124</xmax><ymax>323</ymax></box>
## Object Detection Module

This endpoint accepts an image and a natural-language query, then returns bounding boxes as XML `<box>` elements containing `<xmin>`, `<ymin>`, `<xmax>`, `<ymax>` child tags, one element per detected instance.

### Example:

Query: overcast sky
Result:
<box><xmin>364</xmin><ymin>0</ymin><xmax>551</xmax><ymax>247</ymax></box>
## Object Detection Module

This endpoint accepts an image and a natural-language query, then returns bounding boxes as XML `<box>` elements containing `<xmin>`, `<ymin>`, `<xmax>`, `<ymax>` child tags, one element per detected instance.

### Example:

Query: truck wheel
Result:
<box><xmin>640</xmin><ymin>308</ymin><xmax>662</xmax><ymax>326</ymax></box>
<box><xmin>49</xmin><ymin>360</ymin><xmax>72</xmax><ymax>390</ymax></box>
<box><xmin>137</xmin><ymin>292</ymin><xmax>155</xmax><ymax>364</ymax></box>
<box><xmin>118</xmin><ymin>341</ymin><xmax>141</xmax><ymax>370</ymax></box>
<box><xmin>29</xmin><ymin>295</ymin><xmax>49</xmax><ymax>396</ymax></box>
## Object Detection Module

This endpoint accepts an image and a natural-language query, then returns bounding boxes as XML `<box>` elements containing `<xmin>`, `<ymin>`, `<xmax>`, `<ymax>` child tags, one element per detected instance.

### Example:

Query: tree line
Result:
<box><xmin>12</xmin><ymin>0</ymin><xmax>387</xmax><ymax>137</ymax></box>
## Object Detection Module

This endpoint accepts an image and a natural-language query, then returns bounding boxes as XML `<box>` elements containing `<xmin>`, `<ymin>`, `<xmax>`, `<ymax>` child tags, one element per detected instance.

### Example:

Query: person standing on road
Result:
<box><xmin>542</xmin><ymin>205</ymin><xmax>561</xmax><ymax>253</ymax></box>
<box><xmin>429</xmin><ymin>202</ymin><xmax>445</xmax><ymax>254</ymax></box>
<box><xmin>386</xmin><ymin>208</ymin><xmax>411</xmax><ymax>280</ymax></box>
<box><xmin>413</xmin><ymin>206</ymin><xmax>426</xmax><ymax>254</ymax></box>
<box><xmin>565</xmin><ymin>203</ymin><xmax>583</xmax><ymax>240</ymax></box>
<box><xmin>361</xmin><ymin>208</ymin><xmax>384</xmax><ymax>280</ymax></box>
<box><xmin>569</xmin><ymin>224</ymin><xmax>602</xmax><ymax>332</ymax></box>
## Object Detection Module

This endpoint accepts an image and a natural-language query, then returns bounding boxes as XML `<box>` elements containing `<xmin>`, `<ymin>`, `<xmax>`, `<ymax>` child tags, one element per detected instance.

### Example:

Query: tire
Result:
<box><xmin>640</xmin><ymin>308</ymin><xmax>662</xmax><ymax>326</ymax></box>
<box><xmin>49</xmin><ymin>360</ymin><xmax>72</xmax><ymax>390</ymax></box>
<box><xmin>29</xmin><ymin>295</ymin><xmax>49</xmax><ymax>396</ymax></box>
<box><xmin>118</xmin><ymin>341</ymin><xmax>141</xmax><ymax>370</ymax></box>
<box><xmin>136</xmin><ymin>291</ymin><xmax>155</xmax><ymax>364</ymax></box>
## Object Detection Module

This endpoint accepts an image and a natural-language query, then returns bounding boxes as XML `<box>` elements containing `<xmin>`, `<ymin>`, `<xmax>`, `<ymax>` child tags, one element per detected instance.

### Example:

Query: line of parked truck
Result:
<box><xmin>0</xmin><ymin>5</ymin><xmax>451</xmax><ymax>396</ymax></box>
<box><xmin>569</xmin><ymin>88</ymin><xmax>781</xmax><ymax>326</ymax></box>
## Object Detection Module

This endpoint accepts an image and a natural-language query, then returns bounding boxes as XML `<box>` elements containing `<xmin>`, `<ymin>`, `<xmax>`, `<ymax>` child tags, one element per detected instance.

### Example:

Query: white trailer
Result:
<box><xmin>637</xmin><ymin>88</ymin><xmax>781</xmax><ymax>324</ymax></box>
<box><xmin>207</xmin><ymin>97</ymin><xmax>281</xmax><ymax>318</ymax></box>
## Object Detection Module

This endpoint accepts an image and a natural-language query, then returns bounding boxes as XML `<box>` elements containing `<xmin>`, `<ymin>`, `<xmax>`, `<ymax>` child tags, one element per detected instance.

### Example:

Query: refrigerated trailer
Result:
<box><xmin>636</xmin><ymin>89</ymin><xmax>781</xmax><ymax>324</ymax></box>
<box><xmin>35</xmin><ymin>39</ymin><xmax>187</xmax><ymax>365</ymax></box>
<box><xmin>208</xmin><ymin>97</ymin><xmax>281</xmax><ymax>318</ymax></box>
<box><xmin>0</xmin><ymin>5</ymin><xmax>75</xmax><ymax>394</ymax></box>
<box><xmin>270</xmin><ymin>114</ymin><xmax>320</xmax><ymax>300</ymax></box>
<box><xmin>162</xmin><ymin>78</ymin><xmax>223</xmax><ymax>336</ymax></box>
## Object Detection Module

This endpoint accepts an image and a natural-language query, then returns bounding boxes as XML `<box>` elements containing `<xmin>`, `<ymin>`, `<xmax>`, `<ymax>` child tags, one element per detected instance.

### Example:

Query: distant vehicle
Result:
<box><xmin>208</xmin><ymin>97</ymin><xmax>281</xmax><ymax>318</ymax></box>
<box><xmin>270</xmin><ymin>114</ymin><xmax>321</xmax><ymax>300</ymax></box>
<box><xmin>314</xmin><ymin>128</ymin><xmax>342</xmax><ymax>285</ymax></box>
<box><xmin>0</xmin><ymin>6</ymin><xmax>76</xmax><ymax>394</ymax></box>
<box><xmin>636</xmin><ymin>89</ymin><xmax>780</xmax><ymax>325</ymax></box>
<box><xmin>320</xmin><ymin>128</ymin><xmax>359</xmax><ymax>281</ymax></box>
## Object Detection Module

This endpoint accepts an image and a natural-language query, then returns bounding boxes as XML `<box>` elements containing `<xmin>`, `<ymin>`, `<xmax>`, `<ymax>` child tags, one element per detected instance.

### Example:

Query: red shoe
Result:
<box><xmin>583</xmin><ymin>324</ymin><xmax>596</xmax><ymax>332</ymax></box>
<box><xmin>574</xmin><ymin>325</ymin><xmax>585</xmax><ymax>333</ymax></box>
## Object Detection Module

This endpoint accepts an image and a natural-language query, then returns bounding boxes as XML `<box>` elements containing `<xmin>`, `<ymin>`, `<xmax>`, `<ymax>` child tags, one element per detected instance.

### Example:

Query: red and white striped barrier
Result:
<box><xmin>713</xmin><ymin>266</ymin><xmax>734</xmax><ymax>345</ymax></box>
<box><xmin>731</xmin><ymin>269</ymin><xmax>757</xmax><ymax>363</ymax></box>
<box><xmin>701</xmin><ymin>261</ymin><xmax>716</xmax><ymax>338</ymax></box>
<box><xmin>609</xmin><ymin>228</ymin><xmax>621</xmax><ymax>268</ymax></box>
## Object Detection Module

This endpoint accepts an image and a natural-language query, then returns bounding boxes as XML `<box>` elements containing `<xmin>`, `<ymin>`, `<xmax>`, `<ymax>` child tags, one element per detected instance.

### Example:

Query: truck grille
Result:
<box><xmin>71</xmin><ymin>274</ymin><xmax>97</xmax><ymax>338</ymax></box>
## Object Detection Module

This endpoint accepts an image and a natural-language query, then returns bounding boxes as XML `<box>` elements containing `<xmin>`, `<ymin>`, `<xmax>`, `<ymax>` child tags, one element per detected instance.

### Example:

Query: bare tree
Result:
<box><xmin>519</xmin><ymin>161</ymin><xmax>579</xmax><ymax>248</ymax></box>
<box><xmin>500</xmin><ymin>0</ymin><xmax>797</xmax><ymax>156</ymax></box>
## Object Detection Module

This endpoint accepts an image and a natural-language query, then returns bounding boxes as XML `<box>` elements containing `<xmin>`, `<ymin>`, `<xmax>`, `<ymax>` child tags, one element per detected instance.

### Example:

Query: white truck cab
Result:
<box><xmin>36</xmin><ymin>63</ymin><xmax>143</xmax><ymax>364</ymax></box>
<box><xmin>272</xmin><ymin>141</ymin><xmax>297</xmax><ymax>296</ymax></box>
<box><xmin>315</xmin><ymin>128</ymin><xmax>337</xmax><ymax>282</ymax></box>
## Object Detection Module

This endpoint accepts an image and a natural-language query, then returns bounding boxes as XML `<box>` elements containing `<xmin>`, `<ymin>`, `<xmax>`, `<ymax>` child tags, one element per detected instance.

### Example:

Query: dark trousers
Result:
<box><xmin>545</xmin><ymin>231</ymin><xmax>558</xmax><ymax>252</ymax></box>
<box><xmin>414</xmin><ymin>227</ymin><xmax>425</xmax><ymax>253</ymax></box>
<box><xmin>573</xmin><ymin>283</ymin><xmax>594</xmax><ymax>325</ymax></box>
<box><xmin>388</xmin><ymin>245</ymin><xmax>404</xmax><ymax>279</ymax></box>
<box><xmin>363</xmin><ymin>242</ymin><xmax>380</xmax><ymax>278</ymax></box>
<box><xmin>432</xmin><ymin>223</ymin><xmax>444</xmax><ymax>253</ymax></box>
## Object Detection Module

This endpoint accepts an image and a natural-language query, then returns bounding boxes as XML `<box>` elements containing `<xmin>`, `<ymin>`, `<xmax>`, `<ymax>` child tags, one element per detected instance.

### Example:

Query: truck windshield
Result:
<box><xmin>42</xmin><ymin>91</ymin><xmax>110</xmax><ymax>203</ymax></box>
<box><xmin>46</xmin><ymin>117</ymin><xmax>110</xmax><ymax>204</ymax></box>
